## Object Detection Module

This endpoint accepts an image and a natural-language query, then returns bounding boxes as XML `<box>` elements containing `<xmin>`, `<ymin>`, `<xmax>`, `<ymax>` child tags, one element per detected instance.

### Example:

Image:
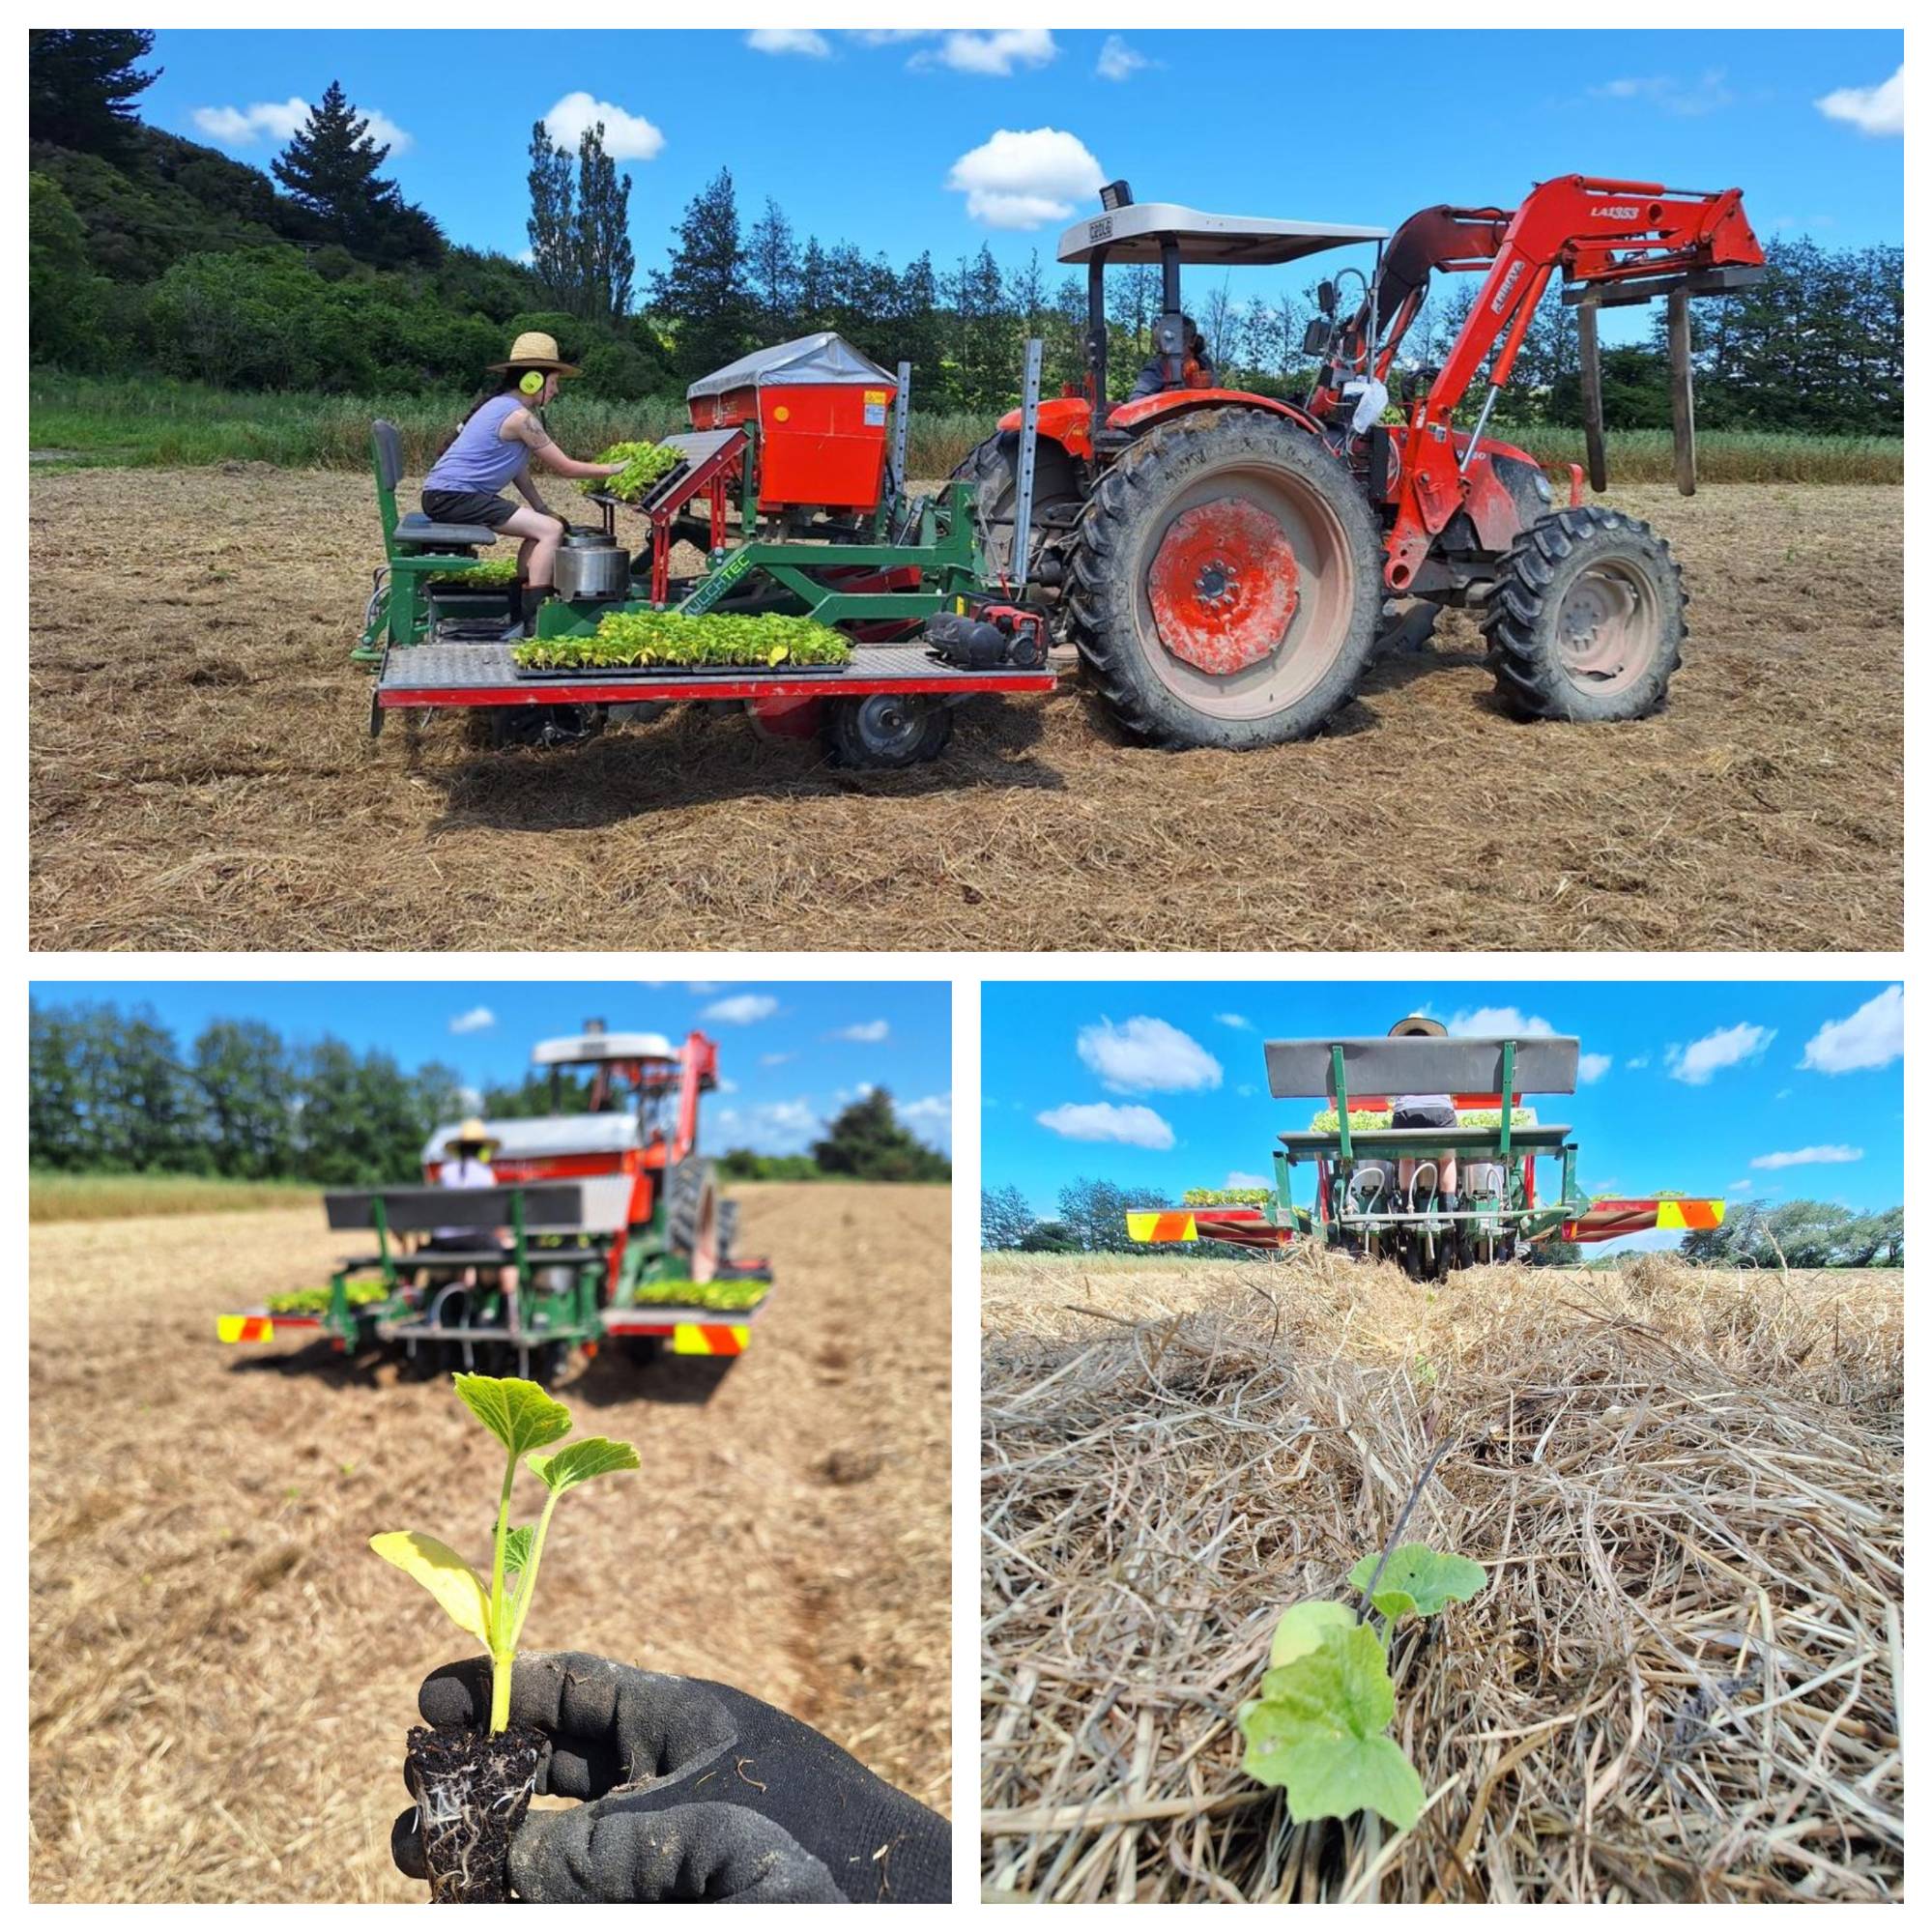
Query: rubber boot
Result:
<box><xmin>520</xmin><ymin>582</ymin><xmax>555</xmax><ymax>633</ymax></box>
<box><xmin>1441</xmin><ymin>1194</ymin><xmax>1468</xmax><ymax>1269</ymax></box>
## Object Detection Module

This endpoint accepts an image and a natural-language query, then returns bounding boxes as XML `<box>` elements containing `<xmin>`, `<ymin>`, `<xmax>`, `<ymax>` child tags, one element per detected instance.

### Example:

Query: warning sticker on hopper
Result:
<box><xmin>863</xmin><ymin>388</ymin><xmax>889</xmax><ymax>426</ymax></box>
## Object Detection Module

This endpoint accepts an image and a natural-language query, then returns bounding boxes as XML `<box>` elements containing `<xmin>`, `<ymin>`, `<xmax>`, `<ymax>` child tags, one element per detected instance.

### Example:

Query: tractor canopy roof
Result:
<box><xmin>533</xmin><ymin>1029</ymin><xmax>676</xmax><ymax>1066</ymax></box>
<box><xmin>1263</xmin><ymin>1034</ymin><xmax>1582</xmax><ymax>1100</ymax></box>
<box><xmin>686</xmin><ymin>332</ymin><xmax>895</xmax><ymax>400</ymax></box>
<box><xmin>1057</xmin><ymin>202</ymin><xmax>1388</xmax><ymax>267</ymax></box>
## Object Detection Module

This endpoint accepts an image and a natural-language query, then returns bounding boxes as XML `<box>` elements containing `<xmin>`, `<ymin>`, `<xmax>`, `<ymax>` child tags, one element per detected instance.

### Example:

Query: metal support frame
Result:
<box><xmin>1667</xmin><ymin>287</ymin><xmax>1697</xmax><ymax>496</ymax></box>
<box><xmin>1011</xmin><ymin>337</ymin><xmax>1044</xmax><ymax>594</ymax></box>
<box><xmin>1576</xmin><ymin>297</ymin><xmax>1608</xmax><ymax>492</ymax></box>
<box><xmin>1086</xmin><ymin>254</ymin><xmax>1110</xmax><ymax>446</ymax></box>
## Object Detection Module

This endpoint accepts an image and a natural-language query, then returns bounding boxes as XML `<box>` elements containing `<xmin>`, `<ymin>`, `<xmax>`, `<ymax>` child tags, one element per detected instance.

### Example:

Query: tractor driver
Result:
<box><xmin>420</xmin><ymin>332</ymin><xmax>627</xmax><ymax>637</ymax></box>
<box><xmin>418</xmin><ymin>1117</ymin><xmax>519</xmax><ymax>1306</ymax></box>
<box><xmin>1386</xmin><ymin>1017</ymin><xmax>1461</xmax><ymax>1234</ymax></box>
<box><xmin>1129</xmin><ymin>316</ymin><xmax>1217</xmax><ymax>400</ymax></box>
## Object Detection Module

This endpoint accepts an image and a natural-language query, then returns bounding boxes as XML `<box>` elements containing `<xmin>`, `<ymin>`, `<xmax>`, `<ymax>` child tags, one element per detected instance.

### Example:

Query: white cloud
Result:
<box><xmin>1226</xmin><ymin>1170</ymin><xmax>1271</xmax><ymax>1190</ymax></box>
<box><xmin>703</xmin><ymin>993</ymin><xmax>778</xmax><ymax>1024</ymax></box>
<box><xmin>1577</xmin><ymin>1052</ymin><xmax>1612</xmax><ymax>1085</ymax></box>
<box><xmin>1448</xmin><ymin>1006</ymin><xmax>1556</xmax><ymax>1037</ymax></box>
<box><xmin>1097</xmin><ymin>36</ymin><xmax>1150</xmax><ymax>81</ymax></box>
<box><xmin>1077</xmin><ymin>1016</ymin><xmax>1222</xmax><ymax>1093</ymax></box>
<box><xmin>832</xmin><ymin>1019</ymin><xmax>890</xmax><ymax>1043</ymax></box>
<box><xmin>900</xmin><ymin>1093</ymin><xmax>953</xmax><ymax>1146</ymax></box>
<box><xmin>191</xmin><ymin>97</ymin><xmax>414</xmax><ymax>153</ymax></box>
<box><xmin>449</xmin><ymin>1006</ymin><xmax>496</xmax><ymax>1035</ymax></box>
<box><xmin>1728</xmin><ymin>1178</ymin><xmax>1754</xmax><ymax>1194</ymax></box>
<box><xmin>1750</xmin><ymin>1144</ymin><xmax>1864</xmax><ymax>1170</ymax></box>
<box><xmin>1215</xmin><ymin>1013</ymin><xmax>1254</xmax><ymax>1031</ymax></box>
<box><xmin>946</xmin><ymin>127</ymin><xmax>1104</xmax><ymax>230</ymax></box>
<box><xmin>1589</xmin><ymin>69</ymin><xmax>1733</xmax><ymax>117</ymax></box>
<box><xmin>715</xmin><ymin>1078</ymin><xmax>738</xmax><ymax>1095</ymax></box>
<box><xmin>1816</xmin><ymin>66</ymin><xmax>1904</xmax><ymax>137</ymax></box>
<box><xmin>1236</xmin><ymin>1083</ymin><xmax>1258</xmax><ymax>1098</ymax></box>
<box><xmin>1666</xmin><ymin>1022</ymin><xmax>1773</xmax><ymax>1085</ymax></box>
<box><xmin>1627</xmin><ymin>1053</ymin><xmax>1652</xmax><ymax>1070</ymax></box>
<box><xmin>541</xmin><ymin>92</ymin><xmax>665</xmax><ymax>161</ymax></box>
<box><xmin>1036</xmin><ymin>1101</ymin><xmax>1174</xmax><ymax>1149</ymax></box>
<box><xmin>914</xmin><ymin>31</ymin><xmax>1056</xmax><ymax>76</ymax></box>
<box><xmin>711</xmin><ymin>1097</ymin><xmax>821</xmax><ymax>1153</ymax></box>
<box><xmin>759</xmin><ymin>1052</ymin><xmax>794</xmax><ymax>1067</ymax></box>
<box><xmin>1801</xmin><ymin>985</ymin><xmax>1903</xmax><ymax>1075</ymax></box>
<box><xmin>746</xmin><ymin>28</ymin><xmax>829</xmax><ymax>58</ymax></box>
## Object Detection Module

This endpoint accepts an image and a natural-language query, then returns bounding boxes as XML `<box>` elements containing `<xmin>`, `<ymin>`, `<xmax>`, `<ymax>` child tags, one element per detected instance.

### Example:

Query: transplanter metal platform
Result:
<box><xmin>375</xmin><ymin>640</ymin><xmax>1058</xmax><ymax>711</ymax></box>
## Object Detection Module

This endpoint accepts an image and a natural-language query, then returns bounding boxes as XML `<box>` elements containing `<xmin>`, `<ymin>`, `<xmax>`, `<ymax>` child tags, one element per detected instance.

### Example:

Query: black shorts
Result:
<box><xmin>422</xmin><ymin>486</ymin><xmax>520</xmax><ymax>531</ymax></box>
<box><xmin>1391</xmin><ymin>1101</ymin><xmax>1457</xmax><ymax>1131</ymax></box>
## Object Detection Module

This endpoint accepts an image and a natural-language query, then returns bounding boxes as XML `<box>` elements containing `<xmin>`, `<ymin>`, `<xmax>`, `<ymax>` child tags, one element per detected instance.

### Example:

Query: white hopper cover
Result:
<box><xmin>687</xmin><ymin>332</ymin><xmax>895</xmax><ymax>401</ymax></box>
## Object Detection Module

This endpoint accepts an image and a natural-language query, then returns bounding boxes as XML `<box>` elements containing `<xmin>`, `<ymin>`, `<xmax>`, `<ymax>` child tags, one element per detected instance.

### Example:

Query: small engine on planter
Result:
<box><xmin>923</xmin><ymin>603</ymin><xmax>1048</xmax><ymax>671</ymax></box>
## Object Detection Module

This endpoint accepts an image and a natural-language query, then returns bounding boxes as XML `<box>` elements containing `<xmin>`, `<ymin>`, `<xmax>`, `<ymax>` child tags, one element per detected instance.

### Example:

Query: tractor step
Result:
<box><xmin>376</xmin><ymin>641</ymin><xmax>1055</xmax><ymax>710</ymax></box>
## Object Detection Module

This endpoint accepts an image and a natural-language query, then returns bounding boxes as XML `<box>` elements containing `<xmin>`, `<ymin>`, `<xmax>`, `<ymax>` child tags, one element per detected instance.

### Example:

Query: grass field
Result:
<box><xmin>981</xmin><ymin>1250</ymin><xmax>1903</xmax><ymax>1903</ymax></box>
<box><xmin>29</xmin><ymin>1171</ymin><xmax>322</xmax><ymax>1223</ymax></box>
<box><xmin>29</xmin><ymin>374</ymin><xmax>1905</xmax><ymax>485</ymax></box>
<box><xmin>28</xmin><ymin>468</ymin><xmax>1901</xmax><ymax>952</ymax></box>
<box><xmin>29</xmin><ymin>1181</ymin><xmax>951</xmax><ymax>1903</ymax></box>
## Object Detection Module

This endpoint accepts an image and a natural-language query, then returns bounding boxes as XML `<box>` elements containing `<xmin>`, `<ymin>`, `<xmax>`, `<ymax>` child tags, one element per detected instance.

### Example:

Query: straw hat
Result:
<box><xmin>488</xmin><ymin>330</ymin><xmax>580</xmax><ymax>377</ymax></box>
<box><xmin>449</xmin><ymin>1115</ymin><xmax>500</xmax><ymax>1153</ymax></box>
<box><xmin>1388</xmin><ymin>1015</ymin><xmax>1447</xmax><ymax>1038</ymax></box>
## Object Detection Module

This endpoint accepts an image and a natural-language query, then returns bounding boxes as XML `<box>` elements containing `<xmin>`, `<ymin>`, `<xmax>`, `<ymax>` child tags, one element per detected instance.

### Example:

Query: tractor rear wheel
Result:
<box><xmin>1065</xmin><ymin>409</ymin><xmax>1383</xmax><ymax>749</ymax></box>
<box><xmin>667</xmin><ymin>1157</ymin><xmax>720</xmax><ymax>1283</ymax></box>
<box><xmin>822</xmin><ymin>693</ymin><xmax>953</xmax><ymax>769</ymax></box>
<box><xmin>1482</xmin><ymin>505</ymin><xmax>1685</xmax><ymax>722</ymax></box>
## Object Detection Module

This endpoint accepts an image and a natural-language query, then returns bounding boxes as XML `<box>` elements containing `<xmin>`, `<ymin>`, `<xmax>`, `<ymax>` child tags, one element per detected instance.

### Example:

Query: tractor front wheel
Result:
<box><xmin>823</xmin><ymin>693</ymin><xmax>953</xmax><ymax>769</ymax></box>
<box><xmin>1482</xmin><ymin>505</ymin><xmax>1685</xmax><ymax>722</ymax></box>
<box><xmin>1066</xmin><ymin>408</ymin><xmax>1383</xmax><ymax>749</ymax></box>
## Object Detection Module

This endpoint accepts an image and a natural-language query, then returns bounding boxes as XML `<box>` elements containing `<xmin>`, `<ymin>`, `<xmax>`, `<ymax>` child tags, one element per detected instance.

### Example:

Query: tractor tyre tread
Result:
<box><xmin>1064</xmin><ymin>408</ymin><xmax>1384</xmax><ymax>749</ymax></box>
<box><xmin>666</xmin><ymin>1157</ymin><xmax>717</xmax><ymax>1275</ymax></box>
<box><xmin>1480</xmin><ymin>504</ymin><xmax>1686</xmax><ymax>723</ymax></box>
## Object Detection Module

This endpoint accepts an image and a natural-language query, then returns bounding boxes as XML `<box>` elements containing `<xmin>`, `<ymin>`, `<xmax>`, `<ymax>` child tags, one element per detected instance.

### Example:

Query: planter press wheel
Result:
<box><xmin>822</xmin><ymin>692</ymin><xmax>954</xmax><ymax>769</ymax></box>
<box><xmin>1482</xmin><ymin>505</ymin><xmax>1685</xmax><ymax>722</ymax></box>
<box><xmin>667</xmin><ymin>1157</ymin><xmax>720</xmax><ymax>1283</ymax></box>
<box><xmin>1066</xmin><ymin>408</ymin><xmax>1383</xmax><ymax>749</ymax></box>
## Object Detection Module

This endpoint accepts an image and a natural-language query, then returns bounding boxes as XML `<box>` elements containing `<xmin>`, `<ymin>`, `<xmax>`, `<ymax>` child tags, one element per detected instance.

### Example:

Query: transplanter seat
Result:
<box><xmin>394</xmin><ymin>510</ymin><xmax>502</xmax><ymax>548</ymax></box>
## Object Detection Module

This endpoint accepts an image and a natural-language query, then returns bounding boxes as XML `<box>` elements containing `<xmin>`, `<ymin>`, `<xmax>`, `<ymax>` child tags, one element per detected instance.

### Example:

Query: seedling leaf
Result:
<box><xmin>1240</xmin><ymin>1624</ymin><xmax>1423</xmax><ymax>1829</ymax></box>
<box><xmin>1348</xmin><ymin>1544</ymin><xmax>1488</xmax><ymax>1619</ymax></box>
<box><xmin>528</xmin><ymin>1435</ymin><xmax>640</xmax><ymax>1495</ymax></box>
<box><xmin>1268</xmin><ymin>1600</ymin><xmax>1356</xmax><ymax>1668</ymax></box>
<box><xmin>452</xmin><ymin>1373</ymin><xmax>572</xmax><ymax>1458</ymax></box>
<box><xmin>503</xmin><ymin>1525</ymin><xmax>534</xmax><ymax>1576</ymax></box>
<box><xmin>368</xmin><ymin>1533</ymin><xmax>491</xmax><ymax>1644</ymax></box>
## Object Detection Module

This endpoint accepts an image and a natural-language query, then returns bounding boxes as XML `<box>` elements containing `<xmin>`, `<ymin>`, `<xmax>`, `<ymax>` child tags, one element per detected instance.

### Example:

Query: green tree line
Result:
<box><xmin>29</xmin><ymin>29</ymin><xmax>1903</xmax><ymax>432</ymax></box>
<box><xmin>29</xmin><ymin>998</ymin><xmax>947</xmax><ymax>1187</ymax></box>
<box><xmin>985</xmin><ymin>1180</ymin><xmax>1902</xmax><ymax>1266</ymax></box>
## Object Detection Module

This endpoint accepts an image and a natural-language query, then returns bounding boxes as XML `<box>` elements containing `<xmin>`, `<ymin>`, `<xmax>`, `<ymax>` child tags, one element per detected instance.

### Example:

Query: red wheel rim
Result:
<box><xmin>1146</xmin><ymin>500</ymin><xmax>1301</xmax><ymax>676</ymax></box>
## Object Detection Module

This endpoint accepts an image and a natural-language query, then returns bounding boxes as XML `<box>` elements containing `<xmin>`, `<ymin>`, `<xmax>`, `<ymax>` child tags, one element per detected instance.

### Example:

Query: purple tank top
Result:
<box><xmin>423</xmin><ymin>393</ymin><xmax>531</xmax><ymax>495</ymax></box>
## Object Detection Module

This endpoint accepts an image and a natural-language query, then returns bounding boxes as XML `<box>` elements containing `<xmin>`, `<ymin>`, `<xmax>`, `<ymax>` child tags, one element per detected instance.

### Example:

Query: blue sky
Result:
<box><xmin>32</xmin><ymin>980</ymin><xmax>952</xmax><ymax>1155</ymax></box>
<box><xmin>982</xmin><ymin>982</ymin><xmax>1904</xmax><ymax>1243</ymax></box>
<box><xmin>147</xmin><ymin>27</ymin><xmax>1902</xmax><ymax>323</ymax></box>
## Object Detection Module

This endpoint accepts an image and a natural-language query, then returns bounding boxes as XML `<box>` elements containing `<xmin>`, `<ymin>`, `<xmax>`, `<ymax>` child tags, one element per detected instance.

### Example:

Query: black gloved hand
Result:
<box><xmin>390</xmin><ymin>1651</ymin><xmax>950</xmax><ymax>1903</ymax></box>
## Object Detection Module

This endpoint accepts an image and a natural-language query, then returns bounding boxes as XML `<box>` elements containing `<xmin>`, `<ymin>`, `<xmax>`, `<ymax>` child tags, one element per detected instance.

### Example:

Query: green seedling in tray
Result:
<box><xmin>631</xmin><ymin>1277</ymin><xmax>769</xmax><ymax>1312</ymax></box>
<box><xmin>1305</xmin><ymin>1106</ymin><xmax>1540</xmax><ymax>1133</ymax></box>
<box><xmin>267</xmin><ymin>1283</ymin><xmax>386</xmax><ymax>1314</ymax></box>
<box><xmin>513</xmin><ymin>609</ymin><xmax>853</xmax><ymax>673</ymax></box>
<box><xmin>371</xmin><ymin>1373</ymin><xmax>638</xmax><ymax>1732</ymax></box>
<box><xmin>1182</xmin><ymin>1187</ymin><xmax>1273</xmax><ymax>1208</ymax></box>
<box><xmin>428</xmin><ymin>558</ymin><xmax>520</xmax><ymax>588</ymax></box>
<box><xmin>583</xmin><ymin>440</ymin><xmax>683</xmax><ymax>503</ymax></box>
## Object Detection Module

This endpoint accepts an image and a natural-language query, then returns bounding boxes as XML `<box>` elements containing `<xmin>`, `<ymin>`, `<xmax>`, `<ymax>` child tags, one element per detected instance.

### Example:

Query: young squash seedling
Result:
<box><xmin>371</xmin><ymin>1373</ymin><xmax>639</xmax><ymax>1903</ymax></box>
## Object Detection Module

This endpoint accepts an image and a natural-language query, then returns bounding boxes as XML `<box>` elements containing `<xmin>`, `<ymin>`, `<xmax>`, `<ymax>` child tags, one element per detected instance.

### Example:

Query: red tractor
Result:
<box><xmin>958</xmin><ymin>177</ymin><xmax>1764</xmax><ymax>749</ymax></box>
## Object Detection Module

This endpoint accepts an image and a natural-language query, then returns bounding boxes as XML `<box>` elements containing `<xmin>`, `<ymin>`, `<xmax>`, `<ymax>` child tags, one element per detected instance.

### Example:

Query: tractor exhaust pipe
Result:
<box><xmin>1576</xmin><ymin>297</ymin><xmax>1608</xmax><ymax>493</ymax></box>
<box><xmin>1667</xmin><ymin>286</ymin><xmax>1698</xmax><ymax>496</ymax></box>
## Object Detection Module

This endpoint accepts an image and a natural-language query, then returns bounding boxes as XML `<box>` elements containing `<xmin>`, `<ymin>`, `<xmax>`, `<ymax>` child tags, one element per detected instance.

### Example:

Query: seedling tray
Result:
<box><xmin>512</xmin><ymin>657</ymin><xmax>851</xmax><ymax>681</ymax></box>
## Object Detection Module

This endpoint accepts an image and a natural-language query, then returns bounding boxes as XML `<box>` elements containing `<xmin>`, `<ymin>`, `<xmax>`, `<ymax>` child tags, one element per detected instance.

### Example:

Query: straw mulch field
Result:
<box><xmin>981</xmin><ymin>1251</ymin><xmax>1903</xmax><ymax>1902</ymax></box>
<box><xmin>30</xmin><ymin>1183</ymin><xmax>951</xmax><ymax>1903</ymax></box>
<box><xmin>31</xmin><ymin>468</ymin><xmax>1899</xmax><ymax>952</ymax></box>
